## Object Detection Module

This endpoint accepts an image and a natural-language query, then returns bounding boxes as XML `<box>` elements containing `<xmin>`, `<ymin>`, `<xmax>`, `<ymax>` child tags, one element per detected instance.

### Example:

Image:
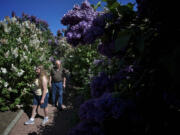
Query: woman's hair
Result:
<box><xmin>37</xmin><ymin>65</ymin><xmax>48</xmax><ymax>87</ymax></box>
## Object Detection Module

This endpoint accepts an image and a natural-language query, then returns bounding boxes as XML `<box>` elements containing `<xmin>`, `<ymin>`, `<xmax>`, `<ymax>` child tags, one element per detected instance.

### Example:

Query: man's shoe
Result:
<box><xmin>61</xmin><ymin>104</ymin><xmax>67</xmax><ymax>109</ymax></box>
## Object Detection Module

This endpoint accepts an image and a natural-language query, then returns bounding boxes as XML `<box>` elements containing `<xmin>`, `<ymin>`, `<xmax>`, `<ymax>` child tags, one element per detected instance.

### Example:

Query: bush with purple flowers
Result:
<box><xmin>61</xmin><ymin>0</ymin><xmax>180</xmax><ymax>134</ymax></box>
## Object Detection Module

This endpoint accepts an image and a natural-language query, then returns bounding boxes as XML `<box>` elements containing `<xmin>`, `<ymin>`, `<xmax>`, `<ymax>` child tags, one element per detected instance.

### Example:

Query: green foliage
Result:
<box><xmin>63</xmin><ymin>41</ymin><xmax>101</xmax><ymax>99</ymax></box>
<box><xmin>115</xmin><ymin>30</ymin><xmax>132</xmax><ymax>52</ymax></box>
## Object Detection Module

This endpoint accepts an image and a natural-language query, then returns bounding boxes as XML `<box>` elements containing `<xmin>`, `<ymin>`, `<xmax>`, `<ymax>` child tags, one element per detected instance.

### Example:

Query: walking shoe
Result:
<box><xmin>25</xmin><ymin>119</ymin><xmax>34</xmax><ymax>125</ymax></box>
<box><xmin>42</xmin><ymin>117</ymin><xmax>49</xmax><ymax>125</ymax></box>
<box><xmin>61</xmin><ymin>104</ymin><xmax>67</xmax><ymax>109</ymax></box>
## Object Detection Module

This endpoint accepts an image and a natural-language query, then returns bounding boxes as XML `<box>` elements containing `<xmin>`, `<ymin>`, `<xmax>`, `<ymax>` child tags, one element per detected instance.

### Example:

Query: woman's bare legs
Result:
<box><xmin>44</xmin><ymin>106</ymin><xmax>48</xmax><ymax>117</ymax></box>
<box><xmin>31</xmin><ymin>105</ymin><xmax>38</xmax><ymax>118</ymax></box>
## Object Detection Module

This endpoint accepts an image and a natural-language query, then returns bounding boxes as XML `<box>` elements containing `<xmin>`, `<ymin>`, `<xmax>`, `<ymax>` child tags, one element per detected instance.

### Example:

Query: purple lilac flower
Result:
<box><xmin>125</xmin><ymin>65</ymin><xmax>134</xmax><ymax>73</ymax></box>
<box><xmin>93</xmin><ymin>59</ymin><xmax>103</xmax><ymax>66</ymax></box>
<box><xmin>11</xmin><ymin>11</ymin><xmax>16</xmax><ymax>17</ymax></box>
<box><xmin>49</xmin><ymin>56</ymin><xmax>55</xmax><ymax>62</ymax></box>
<box><xmin>30</xmin><ymin>16</ymin><xmax>37</xmax><ymax>22</ymax></box>
<box><xmin>20</xmin><ymin>13</ymin><xmax>49</xmax><ymax>31</ymax></box>
<box><xmin>48</xmin><ymin>39</ymin><xmax>52</xmax><ymax>45</ymax></box>
<box><xmin>97</xmin><ymin>41</ymin><xmax>115</xmax><ymax>58</ymax></box>
<box><xmin>57</xmin><ymin>29</ymin><xmax>62</xmax><ymax>37</ymax></box>
<box><xmin>54</xmin><ymin>39</ymin><xmax>58</xmax><ymax>45</ymax></box>
<box><xmin>79</xmin><ymin>93</ymin><xmax>112</xmax><ymax>123</ymax></box>
<box><xmin>90</xmin><ymin>72</ymin><xmax>113</xmax><ymax>98</ymax></box>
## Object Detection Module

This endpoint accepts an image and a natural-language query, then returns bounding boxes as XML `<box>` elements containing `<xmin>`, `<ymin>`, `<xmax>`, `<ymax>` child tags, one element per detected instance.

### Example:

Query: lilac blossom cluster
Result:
<box><xmin>97</xmin><ymin>41</ymin><xmax>116</xmax><ymax>58</ymax></box>
<box><xmin>90</xmin><ymin>72</ymin><xmax>113</xmax><ymax>98</ymax></box>
<box><xmin>69</xmin><ymin>92</ymin><xmax>138</xmax><ymax>135</ymax></box>
<box><xmin>79</xmin><ymin>93</ymin><xmax>135</xmax><ymax>123</ymax></box>
<box><xmin>18</xmin><ymin>12</ymin><xmax>49</xmax><ymax>31</ymax></box>
<box><xmin>90</xmin><ymin>65</ymin><xmax>134</xmax><ymax>98</ymax></box>
<box><xmin>61</xmin><ymin>0</ymin><xmax>107</xmax><ymax>46</ymax></box>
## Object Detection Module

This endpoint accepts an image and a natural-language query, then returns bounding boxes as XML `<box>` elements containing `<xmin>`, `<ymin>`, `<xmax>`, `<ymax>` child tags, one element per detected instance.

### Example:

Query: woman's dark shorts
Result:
<box><xmin>33</xmin><ymin>93</ymin><xmax>49</xmax><ymax>108</ymax></box>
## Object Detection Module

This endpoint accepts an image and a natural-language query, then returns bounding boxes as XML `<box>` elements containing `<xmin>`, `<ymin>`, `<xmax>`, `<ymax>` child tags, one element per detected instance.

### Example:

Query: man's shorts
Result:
<box><xmin>33</xmin><ymin>93</ymin><xmax>49</xmax><ymax>108</ymax></box>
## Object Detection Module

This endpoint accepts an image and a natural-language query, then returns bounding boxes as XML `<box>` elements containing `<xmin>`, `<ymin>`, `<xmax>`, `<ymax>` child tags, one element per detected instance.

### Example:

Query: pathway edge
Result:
<box><xmin>2</xmin><ymin>109</ymin><xmax>23</xmax><ymax>135</ymax></box>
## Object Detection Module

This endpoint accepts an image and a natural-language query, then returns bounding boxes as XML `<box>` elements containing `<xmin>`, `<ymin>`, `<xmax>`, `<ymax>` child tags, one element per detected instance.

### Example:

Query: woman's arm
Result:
<box><xmin>49</xmin><ymin>76</ymin><xmax>52</xmax><ymax>87</ymax></box>
<box><xmin>41</xmin><ymin>76</ymin><xmax>48</xmax><ymax>104</ymax></box>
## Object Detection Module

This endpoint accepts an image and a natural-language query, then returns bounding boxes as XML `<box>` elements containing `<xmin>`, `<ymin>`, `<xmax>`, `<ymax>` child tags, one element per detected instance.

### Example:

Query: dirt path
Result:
<box><xmin>9</xmin><ymin>86</ymin><xmax>81</xmax><ymax>135</ymax></box>
<box><xmin>8</xmin><ymin>104</ymin><xmax>76</xmax><ymax>135</ymax></box>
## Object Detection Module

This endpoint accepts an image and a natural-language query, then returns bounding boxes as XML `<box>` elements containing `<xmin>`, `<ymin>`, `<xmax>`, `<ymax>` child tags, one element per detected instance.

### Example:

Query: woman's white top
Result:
<box><xmin>34</xmin><ymin>78</ymin><xmax>48</xmax><ymax>96</ymax></box>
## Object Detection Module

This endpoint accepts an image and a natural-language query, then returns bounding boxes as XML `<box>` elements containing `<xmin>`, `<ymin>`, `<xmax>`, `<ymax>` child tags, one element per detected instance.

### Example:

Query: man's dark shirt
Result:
<box><xmin>51</xmin><ymin>67</ymin><xmax>65</xmax><ymax>83</ymax></box>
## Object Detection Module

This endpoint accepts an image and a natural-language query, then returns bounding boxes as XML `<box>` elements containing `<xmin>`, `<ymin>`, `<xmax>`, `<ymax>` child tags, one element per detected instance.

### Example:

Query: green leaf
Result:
<box><xmin>126</xmin><ymin>3</ymin><xmax>135</xmax><ymax>10</ymax></box>
<box><xmin>115</xmin><ymin>30</ymin><xmax>131</xmax><ymax>52</ymax></box>
<box><xmin>0</xmin><ymin>106</ymin><xmax>9</xmax><ymax>111</ymax></box>
<box><xmin>94</xmin><ymin>1</ymin><xmax>101</xmax><ymax>10</ymax></box>
<box><xmin>136</xmin><ymin>33</ymin><xmax>145</xmax><ymax>55</ymax></box>
<box><xmin>109</xmin><ymin>1</ymin><xmax>119</xmax><ymax>10</ymax></box>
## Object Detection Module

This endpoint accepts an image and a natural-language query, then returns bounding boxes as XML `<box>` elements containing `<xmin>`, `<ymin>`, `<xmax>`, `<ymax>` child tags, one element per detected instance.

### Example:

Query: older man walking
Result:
<box><xmin>49</xmin><ymin>60</ymin><xmax>66</xmax><ymax>110</ymax></box>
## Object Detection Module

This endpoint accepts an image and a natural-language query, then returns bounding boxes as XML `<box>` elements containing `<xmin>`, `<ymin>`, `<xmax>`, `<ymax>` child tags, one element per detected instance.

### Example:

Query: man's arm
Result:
<box><xmin>63</xmin><ymin>77</ymin><xmax>66</xmax><ymax>88</ymax></box>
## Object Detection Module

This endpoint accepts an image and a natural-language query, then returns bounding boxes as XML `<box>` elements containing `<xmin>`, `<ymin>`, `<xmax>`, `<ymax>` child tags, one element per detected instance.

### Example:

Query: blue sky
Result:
<box><xmin>0</xmin><ymin>0</ymin><xmax>136</xmax><ymax>35</ymax></box>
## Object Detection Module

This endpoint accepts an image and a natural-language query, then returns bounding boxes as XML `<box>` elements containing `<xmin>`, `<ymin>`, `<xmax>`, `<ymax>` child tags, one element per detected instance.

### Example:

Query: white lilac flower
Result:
<box><xmin>11</xmin><ymin>64</ymin><xmax>18</xmax><ymax>72</ymax></box>
<box><xmin>20</xmin><ymin>52</ymin><xmax>28</xmax><ymax>61</ymax></box>
<box><xmin>0</xmin><ymin>78</ymin><xmax>2</xmax><ymax>84</ymax></box>
<box><xmin>8</xmin><ymin>87</ymin><xmax>12</xmax><ymax>91</ymax></box>
<box><xmin>16</xmin><ymin>37</ymin><xmax>22</xmax><ymax>43</ymax></box>
<box><xmin>3</xmin><ymin>23</ymin><xmax>11</xmax><ymax>33</ymax></box>
<box><xmin>31</xmin><ymin>34</ymin><xmax>37</xmax><ymax>39</ymax></box>
<box><xmin>39</xmin><ymin>54</ymin><xmax>44</xmax><ymax>61</ymax></box>
<box><xmin>23</xmin><ymin>21</ymin><xmax>30</xmax><ymax>29</ymax></box>
<box><xmin>17</xmin><ymin>69</ymin><xmax>25</xmax><ymax>77</ymax></box>
<box><xmin>4</xmin><ymin>82</ymin><xmax>8</xmax><ymax>87</ymax></box>
<box><xmin>38</xmin><ymin>30</ymin><xmax>42</xmax><ymax>34</ymax></box>
<box><xmin>23</xmin><ymin>55</ymin><xmax>28</xmax><ymax>61</ymax></box>
<box><xmin>30</xmin><ymin>39</ymin><xmax>40</xmax><ymax>47</ymax></box>
<box><xmin>29</xmin><ymin>58</ymin><xmax>32</xmax><ymax>63</ymax></box>
<box><xmin>14</xmin><ymin>20</ymin><xmax>20</xmax><ymax>26</ymax></box>
<box><xmin>30</xmin><ymin>23</ymin><xmax>36</xmax><ymax>30</ymax></box>
<box><xmin>20</xmin><ymin>27</ymin><xmax>26</xmax><ymax>33</ymax></box>
<box><xmin>11</xmin><ymin>17</ymin><xmax>17</xmax><ymax>23</ymax></box>
<box><xmin>61</xmin><ymin>43</ymin><xmax>65</xmax><ymax>46</ymax></box>
<box><xmin>1</xmin><ymin>67</ymin><xmax>7</xmax><ymax>74</ymax></box>
<box><xmin>11</xmin><ymin>47</ymin><xmax>18</xmax><ymax>58</ymax></box>
<box><xmin>4</xmin><ymin>50</ymin><xmax>10</xmax><ymax>58</ymax></box>
<box><xmin>24</xmin><ymin>44</ymin><xmax>28</xmax><ymax>51</ymax></box>
<box><xmin>39</xmin><ymin>48</ymin><xmax>43</xmax><ymax>51</ymax></box>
